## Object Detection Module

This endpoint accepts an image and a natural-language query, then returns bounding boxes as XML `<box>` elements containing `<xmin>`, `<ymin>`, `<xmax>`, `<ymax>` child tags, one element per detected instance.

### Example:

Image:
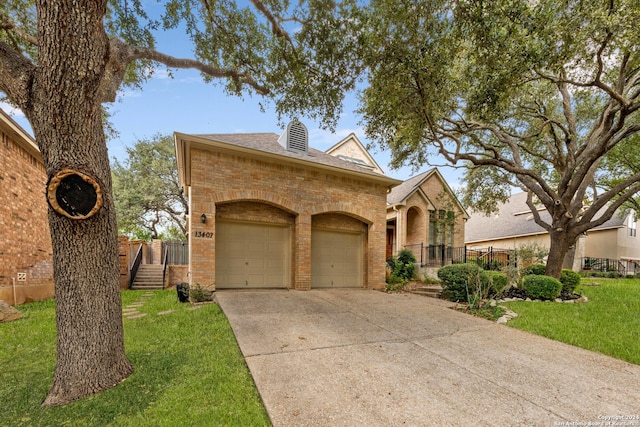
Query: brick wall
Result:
<box><xmin>388</xmin><ymin>172</ymin><xmax>466</xmax><ymax>255</ymax></box>
<box><xmin>118</xmin><ymin>236</ymin><xmax>130</xmax><ymax>290</ymax></box>
<box><xmin>188</xmin><ymin>147</ymin><xmax>389</xmax><ymax>290</ymax></box>
<box><xmin>0</xmin><ymin>129</ymin><xmax>54</xmax><ymax>305</ymax></box>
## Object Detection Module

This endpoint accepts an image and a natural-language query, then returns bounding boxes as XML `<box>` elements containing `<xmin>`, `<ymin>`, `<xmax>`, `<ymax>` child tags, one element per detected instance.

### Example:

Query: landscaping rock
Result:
<box><xmin>0</xmin><ymin>300</ymin><xmax>23</xmax><ymax>322</ymax></box>
<box><xmin>489</xmin><ymin>300</ymin><xmax>497</xmax><ymax>307</ymax></box>
<box><xmin>504</xmin><ymin>310</ymin><xmax>518</xmax><ymax>319</ymax></box>
<box><xmin>497</xmin><ymin>316</ymin><xmax>508</xmax><ymax>324</ymax></box>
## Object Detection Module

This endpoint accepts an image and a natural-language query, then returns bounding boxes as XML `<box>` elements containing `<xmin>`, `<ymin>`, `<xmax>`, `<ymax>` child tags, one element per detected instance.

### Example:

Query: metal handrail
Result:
<box><xmin>162</xmin><ymin>245</ymin><xmax>169</xmax><ymax>290</ymax></box>
<box><xmin>129</xmin><ymin>244</ymin><xmax>143</xmax><ymax>289</ymax></box>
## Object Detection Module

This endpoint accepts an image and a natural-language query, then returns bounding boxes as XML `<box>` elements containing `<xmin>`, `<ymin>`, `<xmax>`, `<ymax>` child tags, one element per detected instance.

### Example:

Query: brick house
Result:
<box><xmin>0</xmin><ymin>109</ymin><xmax>54</xmax><ymax>305</ymax></box>
<box><xmin>386</xmin><ymin>169</ymin><xmax>468</xmax><ymax>264</ymax></box>
<box><xmin>174</xmin><ymin>121</ymin><xmax>400</xmax><ymax>290</ymax></box>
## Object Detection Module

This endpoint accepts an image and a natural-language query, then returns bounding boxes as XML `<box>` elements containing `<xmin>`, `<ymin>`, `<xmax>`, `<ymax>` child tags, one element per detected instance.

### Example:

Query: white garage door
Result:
<box><xmin>311</xmin><ymin>229</ymin><xmax>363</xmax><ymax>288</ymax></box>
<box><xmin>216</xmin><ymin>221</ymin><xmax>291</xmax><ymax>288</ymax></box>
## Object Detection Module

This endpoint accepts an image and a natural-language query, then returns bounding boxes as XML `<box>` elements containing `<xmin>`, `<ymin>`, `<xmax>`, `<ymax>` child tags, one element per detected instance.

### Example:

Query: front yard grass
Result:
<box><xmin>0</xmin><ymin>290</ymin><xmax>271</xmax><ymax>427</ymax></box>
<box><xmin>502</xmin><ymin>278</ymin><xmax>640</xmax><ymax>365</ymax></box>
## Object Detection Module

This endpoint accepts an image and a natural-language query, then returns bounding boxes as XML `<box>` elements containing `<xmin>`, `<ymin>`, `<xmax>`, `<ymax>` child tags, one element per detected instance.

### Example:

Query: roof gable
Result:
<box><xmin>387</xmin><ymin>168</ymin><xmax>468</xmax><ymax>218</ymax></box>
<box><xmin>325</xmin><ymin>133</ymin><xmax>384</xmax><ymax>175</ymax></box>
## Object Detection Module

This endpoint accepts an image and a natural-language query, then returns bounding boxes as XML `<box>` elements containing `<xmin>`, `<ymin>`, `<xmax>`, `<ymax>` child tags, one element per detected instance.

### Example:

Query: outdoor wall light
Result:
<box><xmin>201</xmin><ymin>213</ymin><xmax>207</xmax><ymax>224</ymax></box>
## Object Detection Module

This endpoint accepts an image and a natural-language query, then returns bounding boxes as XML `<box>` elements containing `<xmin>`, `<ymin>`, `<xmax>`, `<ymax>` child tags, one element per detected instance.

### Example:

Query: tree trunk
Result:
<box><xmin>545</xmin><ymin>229</ymin><xmax>577</xmax><ymax>279</ymax></box>
<box><xmin>32</xmin><ymin>0</ymin><xmax>133</xmax><ymax>406</ymax></box>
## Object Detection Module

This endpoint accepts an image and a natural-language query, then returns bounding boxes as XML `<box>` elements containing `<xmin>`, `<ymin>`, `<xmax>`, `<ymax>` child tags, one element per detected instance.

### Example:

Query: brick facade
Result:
<box><xmin>387</xmin><ymin>170</ymin><xmax>467</xmax><ymax>258</ymax></box>
<box><xmin>177</xmin><ymin>134</ymin><xmax>398</xmax><ymax>291</ymax></box>
<box><xmin>0</xmin><ymin>112</ymin><xmax>54</xmax><ymax>305</ymax></box>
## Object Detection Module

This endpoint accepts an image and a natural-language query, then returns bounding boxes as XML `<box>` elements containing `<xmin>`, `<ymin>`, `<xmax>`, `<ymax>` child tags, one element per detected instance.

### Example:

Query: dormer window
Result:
<box><xmin>278</xmin><ymin>121</ymin><xmax>308</xmax><ymax>153</ymax></box>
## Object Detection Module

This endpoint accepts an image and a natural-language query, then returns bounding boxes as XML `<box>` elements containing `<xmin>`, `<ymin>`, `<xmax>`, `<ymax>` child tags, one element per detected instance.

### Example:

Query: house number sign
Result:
<box><xmin>193</xmin><ymin>231</ymin><xmax>213</xmax><ymax>238</ymax></box>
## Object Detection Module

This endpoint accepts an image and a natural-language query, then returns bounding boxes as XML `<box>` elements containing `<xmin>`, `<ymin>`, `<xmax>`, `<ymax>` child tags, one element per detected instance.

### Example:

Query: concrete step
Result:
<box><xmin>131</xmin><ymin>283</ymin><xmax>162</xmax><ymax>291</ymax></box>
<box><xmin>410</xmin><ymin>285</ymin><xmax>443</xmax><ymax>299</ymax></box>
<box><xmin>132</xmin><ymin>264</ymin><xmax>164</xmax><ymax>289</ymax></box>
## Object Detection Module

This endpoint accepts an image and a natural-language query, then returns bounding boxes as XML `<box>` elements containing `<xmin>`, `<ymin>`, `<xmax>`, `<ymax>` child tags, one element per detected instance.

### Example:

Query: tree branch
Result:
<box><xmin>99</xmin><ymin>37</ymin><xmax>270</xmax><ymax>103</ymax></box>
<box><xmin>0</xmin><ymin>12</ymin><xmax>39</xmax><ymax>46</ymax></box>
<box><xmin>0</xmin><ymin>40</ymin><xmax>35</xmax><ymax>112</ymax></box>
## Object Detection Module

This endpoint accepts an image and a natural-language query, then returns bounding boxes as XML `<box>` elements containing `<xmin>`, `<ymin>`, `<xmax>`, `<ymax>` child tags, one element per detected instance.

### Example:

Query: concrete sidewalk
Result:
<box><xmin>216</xmin><ymin>289</ymin><xmax>640</xmax><ymax>426</ymax></box>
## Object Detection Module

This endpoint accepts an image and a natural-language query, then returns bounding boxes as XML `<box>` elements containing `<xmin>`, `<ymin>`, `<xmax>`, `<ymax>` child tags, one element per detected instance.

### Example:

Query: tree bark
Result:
<box><xmin>31</xmin><ymin>0</ymin><xmax>133</xmax><ymax>406</ymax></box>
<box><xmin>545</xmin><ymin>229</ymin><xmax>577</xmax><ymax>279</ymax></box>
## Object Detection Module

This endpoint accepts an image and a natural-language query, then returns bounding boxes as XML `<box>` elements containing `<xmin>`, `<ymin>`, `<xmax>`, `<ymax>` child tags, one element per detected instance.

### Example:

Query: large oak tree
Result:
<box><xmin>112</xmin><ymin>134</ymin><xmax>188</xmax><ymax>240</ymax></box>
<box><xmin>358</xmin><ymin>0</ymin><xmax>640</xmax><ymax>278</ymax></box>
<box><xmin>0</xmin><ymin>0</ymin><xmax>362</xmax><ymax>405</ymax></box>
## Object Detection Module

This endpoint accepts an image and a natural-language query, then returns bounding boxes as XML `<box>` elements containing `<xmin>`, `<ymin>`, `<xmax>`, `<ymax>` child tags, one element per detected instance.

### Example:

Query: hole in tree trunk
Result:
<box><xmin>47</xmin><ymin>169</ymin><xmax>103</xmax><ymax>220</ymax></box>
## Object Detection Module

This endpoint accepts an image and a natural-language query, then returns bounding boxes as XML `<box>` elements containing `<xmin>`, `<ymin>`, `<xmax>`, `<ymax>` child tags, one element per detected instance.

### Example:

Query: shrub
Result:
<box><xmin>437</xmin><ymin>263</ymin><xmax>490</xmax><ymax>303</ymax></box>
<box><xmin>523</xmin><ymin>263</ymin><xmax>546</xmax><ymax>276</ymax></box>
<box><xmin>190</xmin><ymin>283</ymin><xmax>213</xmax><ymax>302</ymax></box>
<box><xmin>522</xmin><ymin>275</ymin><xmax>562</xmax><ymax>300</ymax></box>
<box><xmin>559</xmin><ymin>269</ymin><xmax>581</xmax><ymax>293</ymax></box>
<box><xmin>486</xmin><ymin>271</ymin><xmax>508</xmax><ymax>297</ymax></box>
<box><xmin>389</xmin><ymin>249</ymin><xmax>417</xmax><ymax>282</ymax></box>
<box><xmin>422</xmin><ymin>274</ymin><xmax>441</xmax><ymax>284</ymax></box>
<box><xmin>481</xmin><ymin>259</ymin><xmax>504</xmax><ymax>271</ymax></box>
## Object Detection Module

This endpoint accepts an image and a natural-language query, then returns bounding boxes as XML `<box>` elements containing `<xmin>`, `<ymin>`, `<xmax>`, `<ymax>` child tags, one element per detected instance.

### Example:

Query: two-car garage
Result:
<box><xmin>175</xmin><ymin>129</ymin><xmax>399</xmax><ymax>290</ymax></box>
<box><xmin>215</xmin><ymin>212</ymin><xmax>366</xmax><ymax>289</ymax></box>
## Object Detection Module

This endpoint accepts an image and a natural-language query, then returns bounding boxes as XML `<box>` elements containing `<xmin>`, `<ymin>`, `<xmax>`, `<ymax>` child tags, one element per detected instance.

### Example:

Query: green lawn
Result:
<box><xmin>503</xmin><ymin>278</ymin><xmax>640</xmax><ymax>365</ymax></box>
<box><xmin>0</xmin><ymin>291</ymin><xmax>271</xmax><ymax>427</ymax></box>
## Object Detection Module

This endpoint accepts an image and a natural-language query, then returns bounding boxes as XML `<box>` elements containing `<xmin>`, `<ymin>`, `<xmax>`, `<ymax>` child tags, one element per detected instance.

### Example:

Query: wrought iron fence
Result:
<box><xmin>581</xmin><ymin>257</ymin><xmax>640</xmax><ymax>275</ymax></box>
<box><xmin>401</xmin><ymin>244</ymin><xmax>514</xmax><ymax>270</ymax></box>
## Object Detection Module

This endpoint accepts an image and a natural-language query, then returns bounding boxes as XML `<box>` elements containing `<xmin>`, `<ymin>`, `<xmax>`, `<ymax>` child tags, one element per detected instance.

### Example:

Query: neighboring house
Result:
<box><xmin>465</xmin><ymin>192</ymin><xmax>640</xmax><ymax>270</ymax></box>
<box><xmin>0</xmin><ymin>109</ymin><xmax>54</xmax><ymax>305</ymax></box>
<box><xmin>386</xmin><ymin>169</ymin><xmax>469</xmax><ymax>264</ymax></box>
<box><xmin>174</xmin><ymin>121</ymin><xmax>400</xmax><ymax>290</ymax></box>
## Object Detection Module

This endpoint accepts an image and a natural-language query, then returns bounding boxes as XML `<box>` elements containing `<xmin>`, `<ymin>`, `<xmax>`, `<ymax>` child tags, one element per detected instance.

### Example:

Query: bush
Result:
<box><xmin>437</xmin><ymin>263</ymin><xmax>490</xmax><ymax>303</ymax></box>
<box><xmin>522</xmin><ymin>275</ymin><xmax>562</xmax><ymax>300</ymax></box>
<box><xmin>486</xmin><ymin>271</ymin><xmax>508</xmax><ymax>296</ymax></box>
<box><xmin>389</xmin><ymin>249</ymin><xmax>417</xmax><ymax>282</ymax></box>
<box><xmin>190</xmin><ymin>283</ymin><xmax>213</xmax><ymax>302</ymax></box>
<box><xmin>523</xmin><ymin>263</ymin><xmax>546</xmax><ymax>276</ymax></box>
<box><xmin>559</xmin><ymin>269</ymin><xmax>581</xmax><ymax>293</ymax></box>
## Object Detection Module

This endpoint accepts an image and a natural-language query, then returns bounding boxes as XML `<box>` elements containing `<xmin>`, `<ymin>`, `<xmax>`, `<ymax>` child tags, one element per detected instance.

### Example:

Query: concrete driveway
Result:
<box><xmin>216</xmin><ymin>289</ymin><xmax>640</xmax><ymax>426</ymax></box>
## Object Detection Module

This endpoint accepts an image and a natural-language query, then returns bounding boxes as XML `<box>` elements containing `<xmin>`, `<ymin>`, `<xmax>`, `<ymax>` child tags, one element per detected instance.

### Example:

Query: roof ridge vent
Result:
<box><xmin>278</xmin><ymin>121</ymin><xmax>308</xmax><ymax>153</ymax></box>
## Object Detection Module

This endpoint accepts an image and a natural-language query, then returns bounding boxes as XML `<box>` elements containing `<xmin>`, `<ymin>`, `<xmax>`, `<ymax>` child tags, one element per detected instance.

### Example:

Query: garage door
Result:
<box><xmin>311</xmin><ymin>229</ymin><xmax>363</xmax><ymax>288</ymax></box>
<box><xmin>216</xmin><ymin>221</ymin><xmax>291</xmax><ymax>288</ymax></box>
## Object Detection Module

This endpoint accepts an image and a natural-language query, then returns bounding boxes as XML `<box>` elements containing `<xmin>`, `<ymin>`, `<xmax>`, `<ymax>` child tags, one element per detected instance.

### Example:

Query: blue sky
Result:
<box><xmin>2</xmin><ymin>74</ymin><xmax>463</xmax><ymax>186</ymax></box>
<box><xmin>0</xmin><ymin>6</ymin><xmax>464</xmax><ymax>186</ymax></box>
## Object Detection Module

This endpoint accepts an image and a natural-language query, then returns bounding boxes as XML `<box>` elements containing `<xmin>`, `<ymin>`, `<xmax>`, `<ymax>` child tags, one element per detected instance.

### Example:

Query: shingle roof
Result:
<box><xmin>465</xmin><ymin>192</ymin><xmax>627</xmax><ymax>243</ymax></box>
<box><xmin>386</xmin><ymin>169</ymin><xmax>436</xmax><ymax>205</ymax></box>
<box><xmin>190</xmin><ymin>132</ymin><xmax>391</xmax><ymax>179</ymax></box>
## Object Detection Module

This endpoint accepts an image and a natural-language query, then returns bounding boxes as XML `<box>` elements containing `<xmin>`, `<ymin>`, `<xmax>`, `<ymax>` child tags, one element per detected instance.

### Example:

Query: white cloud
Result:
<box><xmin>152</xmin><ymin>68</ymin><xmax>172</xmax><ymax>80</ymax></box>
<box><xmin>0</xmin><ymin>101</ymin><xmax>25</xmax><ymax>117</ymax></box>
<box><xmin>309</xmin><ymin>127</ymin><xmax>364</xmax><ymax>147</ymax></box>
